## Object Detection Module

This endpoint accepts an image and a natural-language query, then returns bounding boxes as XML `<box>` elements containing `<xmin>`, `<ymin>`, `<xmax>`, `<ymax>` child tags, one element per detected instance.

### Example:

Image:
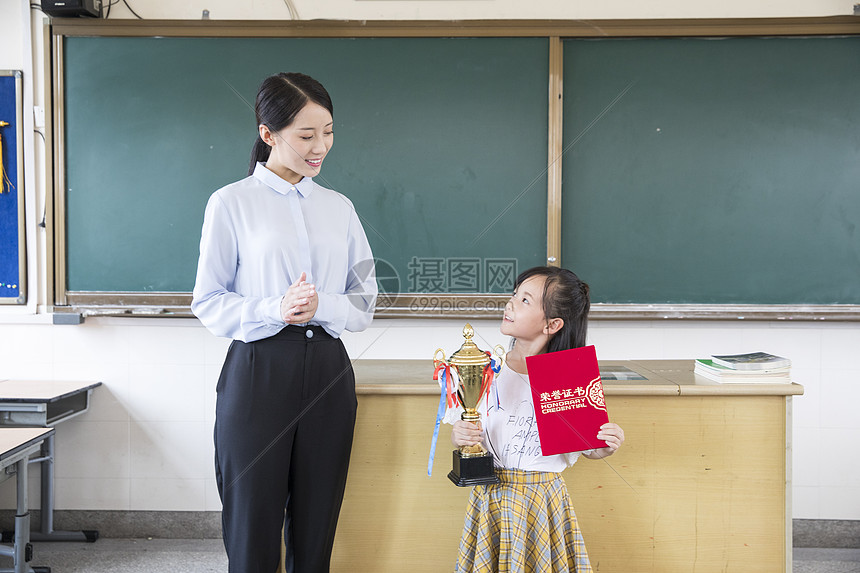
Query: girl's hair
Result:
<box><xmin>513</xmin><ymin>266</ymin><xmax>591</xmax><ymax>353</ymax></box>
<box><xmin>247</xmin><ymin>72</ymin><xmax>334</xmax><ymax>175</ymax></box>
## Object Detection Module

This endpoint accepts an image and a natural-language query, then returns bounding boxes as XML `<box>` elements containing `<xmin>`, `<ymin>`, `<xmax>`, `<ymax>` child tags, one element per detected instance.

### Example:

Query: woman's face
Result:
<box><xmin>261</xmin><ymin>102</ymin><xmax>333</xmax><ymax>184</ymax></box>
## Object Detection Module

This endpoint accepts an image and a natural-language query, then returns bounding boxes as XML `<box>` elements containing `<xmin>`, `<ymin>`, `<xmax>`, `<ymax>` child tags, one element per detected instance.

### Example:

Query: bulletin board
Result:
<box><xmin>0</xmin><ymin>71</ymin><xmax>26</xmax><ymax>305</ymax></box>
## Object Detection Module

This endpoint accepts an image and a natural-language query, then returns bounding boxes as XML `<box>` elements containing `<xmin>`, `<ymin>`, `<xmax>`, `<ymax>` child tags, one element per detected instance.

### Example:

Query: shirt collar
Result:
<box><xmin>253</xmin><ymin>162</ymin><xmax>315</xmax><ymax>198</ymax></box>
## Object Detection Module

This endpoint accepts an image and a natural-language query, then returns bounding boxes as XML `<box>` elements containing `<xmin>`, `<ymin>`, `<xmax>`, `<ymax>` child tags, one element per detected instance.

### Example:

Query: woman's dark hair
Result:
<box><xmin>513</xmin><ymin>266</ymin><xmax>590</xmax><ymax>353</ymax></box>
<box><xmin>247</xmin><ymin>72</ymin><xmax>334</xmax><ymax>175</ymax></box>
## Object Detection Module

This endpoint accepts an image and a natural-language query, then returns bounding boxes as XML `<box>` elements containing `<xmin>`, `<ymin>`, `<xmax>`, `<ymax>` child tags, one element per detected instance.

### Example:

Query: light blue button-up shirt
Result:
<box><xmin>192</xmin><ymin>163</ymin><xmax>377</xmax><ymax>342</ymax></box>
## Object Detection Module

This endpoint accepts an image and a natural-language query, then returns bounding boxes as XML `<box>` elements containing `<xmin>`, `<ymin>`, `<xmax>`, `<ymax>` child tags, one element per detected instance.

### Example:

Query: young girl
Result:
<box><xmin>192</xmin><ymin>72</ymin><xmax>377</xmax><ymax>572</ymax></box>
<box><xmin>451</xmin><ymin>266</ymin><xmax>624</xmax><ymax>573</ymax></box>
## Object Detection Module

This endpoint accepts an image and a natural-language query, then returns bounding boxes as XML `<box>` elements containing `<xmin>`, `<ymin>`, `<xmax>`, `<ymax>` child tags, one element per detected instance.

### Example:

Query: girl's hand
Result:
<box><xmin>451</xmin><ymin>420</ymin><xmax>483</xmax><ymax>448</ymax></box>
<box><xmin>584</xmin><ymin>422</ymin><xmax>625</xmax><ymax>459</ymax></box>
<box><xmin>280</xmin><ymin>272</ymin><xmax>319</xmax><ymax>323</ymax></box>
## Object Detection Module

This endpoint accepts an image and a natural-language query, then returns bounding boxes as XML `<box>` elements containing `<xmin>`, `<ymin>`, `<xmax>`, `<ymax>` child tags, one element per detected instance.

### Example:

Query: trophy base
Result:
<box><xmin>448</xmin><ymin>450</ymin><xmax>501</xmax><ymax>487</ymax></box>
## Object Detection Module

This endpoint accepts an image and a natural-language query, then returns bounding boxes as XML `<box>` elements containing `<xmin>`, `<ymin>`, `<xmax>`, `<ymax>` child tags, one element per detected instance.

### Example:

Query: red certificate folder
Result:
<box><xmin>525</xmin><ymin>345</ymin><xmax>609</xmax><ymax>455</ymax></box>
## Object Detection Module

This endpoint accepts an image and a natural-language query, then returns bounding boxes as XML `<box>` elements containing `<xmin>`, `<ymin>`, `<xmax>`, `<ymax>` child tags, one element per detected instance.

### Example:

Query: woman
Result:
<box><xmin>192</xmin><ymin>72</ymin><xmax>377</xmax><ymax>573</ymax></box>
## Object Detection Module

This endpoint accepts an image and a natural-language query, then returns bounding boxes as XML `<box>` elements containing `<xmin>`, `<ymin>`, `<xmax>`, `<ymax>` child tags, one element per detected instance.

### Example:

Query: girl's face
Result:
<box><xmin>501</xmin><ymin>275</ymin><xmax>550</xmax><ymax>340</ymax></box>
<box><xmin>260</xmin><ymin>102</ymin><xmax>334</xmax><ymax>184</ymax></box>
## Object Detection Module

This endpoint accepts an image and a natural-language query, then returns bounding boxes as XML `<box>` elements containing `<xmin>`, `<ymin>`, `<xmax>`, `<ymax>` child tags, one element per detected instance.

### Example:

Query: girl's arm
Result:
<box><xmin>582</xmin><ymin>422</ymin><xmax>625</xmax><ymax>460</ymax></box>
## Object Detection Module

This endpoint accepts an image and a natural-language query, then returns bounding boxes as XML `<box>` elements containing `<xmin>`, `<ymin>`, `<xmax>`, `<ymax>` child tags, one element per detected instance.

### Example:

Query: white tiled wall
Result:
<box><xmin>0</xmin><ymin>319</ymin><xmax>224</xmax><ymax>512</ymax></box>
<box><xmin>0</xmin><ymin>317</ymin><xmax>859</xmax><ymax>520</ymax></box>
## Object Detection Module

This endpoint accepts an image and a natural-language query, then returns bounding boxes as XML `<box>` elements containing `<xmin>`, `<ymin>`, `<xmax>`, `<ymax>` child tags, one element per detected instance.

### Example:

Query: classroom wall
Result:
<box><xmin>1</xmin><ymin>0</ymin><xmax>859</xmax><ymax>523</ymax></box>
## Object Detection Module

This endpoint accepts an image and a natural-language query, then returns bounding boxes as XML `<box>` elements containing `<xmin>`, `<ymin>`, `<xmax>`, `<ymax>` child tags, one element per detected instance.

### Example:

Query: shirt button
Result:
<box><xmin>305</xmin><ymin>329</ymin><xmax>314</xmax><ymax>339</ymax></box>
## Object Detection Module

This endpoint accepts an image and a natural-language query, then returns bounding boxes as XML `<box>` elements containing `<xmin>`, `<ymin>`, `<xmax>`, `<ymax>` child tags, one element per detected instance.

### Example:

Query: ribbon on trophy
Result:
<box><xmin>483</xmin><ymin>350</ymin><xmax>502</xmax><ymax>412</ymax></box>
<box><xmin>428</xmin><ymin>352</ymin><xmax>456</xmax><ymax>477</ymax></box>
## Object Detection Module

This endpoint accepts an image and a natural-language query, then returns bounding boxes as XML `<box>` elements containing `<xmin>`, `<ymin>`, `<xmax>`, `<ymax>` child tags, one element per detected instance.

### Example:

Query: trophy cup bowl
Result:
<box><xmin>434</xmin><ymin>324</ymin><xmax>503</xmax><ymax>487</ymax></box>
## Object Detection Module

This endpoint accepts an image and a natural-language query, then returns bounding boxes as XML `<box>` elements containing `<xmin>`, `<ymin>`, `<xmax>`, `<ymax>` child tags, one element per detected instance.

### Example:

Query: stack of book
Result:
<box><xmin>694</xmin><ymin>352</ymin><xmax>791</xmax><ymax>383</ymax></box>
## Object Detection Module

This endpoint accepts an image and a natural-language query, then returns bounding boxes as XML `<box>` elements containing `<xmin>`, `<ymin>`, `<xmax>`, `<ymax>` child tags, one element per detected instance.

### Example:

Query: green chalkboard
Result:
<box><xmin>562</xmin><ymin>36</ymin><xmax>860</xmax><ymax>304</ymax></box>
<box><xmin>63</xmin><ymin>37</ymin><xmax>549</xmax><ymax>294</ymax></box>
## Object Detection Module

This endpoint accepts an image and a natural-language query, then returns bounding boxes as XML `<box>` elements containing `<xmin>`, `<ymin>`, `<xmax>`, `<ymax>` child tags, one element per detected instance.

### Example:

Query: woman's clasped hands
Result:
<box><xmin>280</xmin><ymin>272</ymin><xmax>318</xmax><ymax>323</ymax></box>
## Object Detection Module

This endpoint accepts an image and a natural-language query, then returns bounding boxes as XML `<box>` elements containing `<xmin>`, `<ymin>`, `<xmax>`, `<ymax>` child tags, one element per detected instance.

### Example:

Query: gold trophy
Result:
<box><xmin>434</xmin><ymin>324</ymin><xmax>504</xmax><ymax>487</ymax></box>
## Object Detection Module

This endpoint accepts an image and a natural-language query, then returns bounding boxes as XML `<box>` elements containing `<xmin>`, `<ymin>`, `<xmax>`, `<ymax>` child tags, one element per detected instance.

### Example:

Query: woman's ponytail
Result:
<box><xmin>248</xmin><ymin>135</ymin><xmax>272</xmax><ymax>176</ymax></box>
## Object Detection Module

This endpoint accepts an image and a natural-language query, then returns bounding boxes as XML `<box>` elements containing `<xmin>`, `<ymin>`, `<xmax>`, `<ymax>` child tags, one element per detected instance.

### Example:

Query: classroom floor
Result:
<box><xmin>1</xmin><ymin>539</ymin><xmax>855</xmax><ymax>572</ymax></box>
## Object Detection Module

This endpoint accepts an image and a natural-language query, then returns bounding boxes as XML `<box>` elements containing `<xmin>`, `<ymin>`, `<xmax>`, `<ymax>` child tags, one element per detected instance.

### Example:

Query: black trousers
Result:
<box><xmin>215</xmin><ymin>325</ymin><xmax>357</xmax><ymax>573</ymax></box>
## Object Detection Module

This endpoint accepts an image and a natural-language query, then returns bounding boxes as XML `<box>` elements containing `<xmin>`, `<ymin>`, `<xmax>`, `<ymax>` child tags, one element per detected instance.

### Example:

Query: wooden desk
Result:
<box><xmin>312</xmin><ymin>360</ymin><xmax>802</xmax><ymax>573</ymax></box>
<box><xmin>0</xmin><ymin>427</ymin><xmax>54</xmax><ymax>573</ymax></box>
<box><xmin>0</xmin><ymin>380</ymin><xmax>102</xmax><ymax>543</ymax></box>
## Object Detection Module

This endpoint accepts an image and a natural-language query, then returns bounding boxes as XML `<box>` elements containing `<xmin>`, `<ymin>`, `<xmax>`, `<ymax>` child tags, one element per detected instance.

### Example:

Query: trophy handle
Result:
<box><xmin>492</xmin><ymin>345</ymin><xmax>506</xmax><ymax>370</ymax></box>
<box><xmin>433</xmin><ymin>348</ymin><xmax>446</xmax><ymax>368</ymax></box>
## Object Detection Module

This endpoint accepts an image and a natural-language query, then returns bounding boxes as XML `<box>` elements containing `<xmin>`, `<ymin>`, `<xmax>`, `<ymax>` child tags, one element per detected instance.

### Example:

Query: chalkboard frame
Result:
<box><xmin>50</xmin><ymin>17</ymin><xmax>860</xmax><ymax>321</ymax></box>
<box><xmin>0</xmin><ymin>70</ymin><xmax>26</xmax><ymax>305</ymax></box>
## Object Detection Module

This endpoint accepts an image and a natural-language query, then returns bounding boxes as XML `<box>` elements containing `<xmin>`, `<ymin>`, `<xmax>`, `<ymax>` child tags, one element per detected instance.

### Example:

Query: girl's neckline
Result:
<box><xmin>503</xmin><ymin>355</ymin><xmax>530</xmax><ymax>376</ymax></box>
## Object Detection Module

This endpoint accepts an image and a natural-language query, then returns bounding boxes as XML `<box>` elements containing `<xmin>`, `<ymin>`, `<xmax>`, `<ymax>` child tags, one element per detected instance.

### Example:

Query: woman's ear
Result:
<box><xmin>259</xmin><ymin>124</ymin><xmax>276</xmax><ymax>147</ymax></box>
<box><xmin>544</xmin><ymin>318</ymin><xmax>564</xmax><ymax>336</ymax></box>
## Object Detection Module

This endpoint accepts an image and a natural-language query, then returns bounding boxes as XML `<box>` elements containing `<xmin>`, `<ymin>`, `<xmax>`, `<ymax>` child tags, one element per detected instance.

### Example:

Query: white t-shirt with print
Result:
<box><xmin>480</xmin><ymin>362</ymin><xmax>586</xmax><ymax>472</ymax></box>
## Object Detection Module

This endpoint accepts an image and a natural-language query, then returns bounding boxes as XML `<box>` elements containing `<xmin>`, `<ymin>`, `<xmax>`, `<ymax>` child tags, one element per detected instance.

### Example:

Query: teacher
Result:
<box><xmin>192</xmin><ymin>72</ymin><xmax>377</xmax><ymax>572</ymax></box>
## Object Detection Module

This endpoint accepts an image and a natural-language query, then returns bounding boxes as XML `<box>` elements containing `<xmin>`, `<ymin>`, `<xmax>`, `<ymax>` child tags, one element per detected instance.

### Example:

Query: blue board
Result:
<box><xmin>0</xmin><ymin>71</ymin><xmax>24</xmax><ymax>304</ymax></box>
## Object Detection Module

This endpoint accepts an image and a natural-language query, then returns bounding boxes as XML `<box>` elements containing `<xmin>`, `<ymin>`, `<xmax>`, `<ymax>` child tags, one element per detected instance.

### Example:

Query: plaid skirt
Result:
<box><xmin>455</xmin><ymin>468</ymin><xmax>592</xmax><ymax>573</ymax></box>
